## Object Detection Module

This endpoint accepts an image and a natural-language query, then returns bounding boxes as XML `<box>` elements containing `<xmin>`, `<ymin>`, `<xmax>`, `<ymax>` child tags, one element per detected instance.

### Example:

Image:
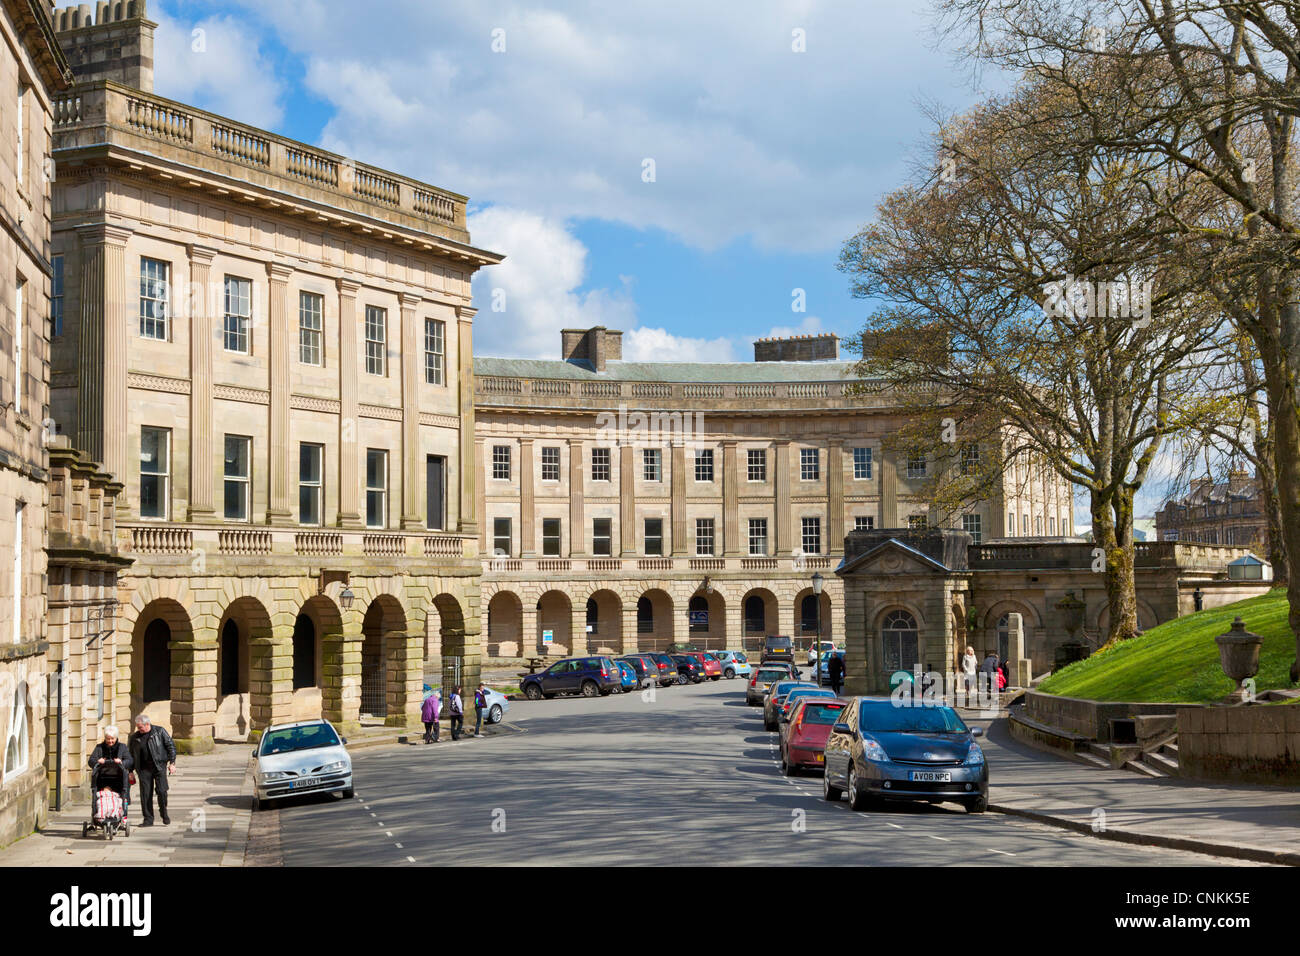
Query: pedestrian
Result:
<box><xmin>981</xmin><ymin>651</ymin><xmax>998</xmax><ymax>694</ymax></box>
<box><xmin>473</xmin><ymin>683</ymin><xmax>489</xmax><ymax>737</ymax></box>
<box><xmin>827</xmin><ymin>652</ymin><xmax>844</xmax><ymax>697</ymax></box>
<box><xmin>961</xmin><ymin>645</ymin><xmax>978</xmax><ymax>696</ymax></box>
<box><xmin>88</xmin><ymin>725</ymin><xmax>133</xmax><ymax>804</ymax></box>
<box><xmin>448</xmin><ymin>685</ymin><xmax>464</xmax><ymax>741</ymax></box>
<box><xmin>127</xmin><ymin>714</ymin><xmax>176</xmax><ymax>827</ymax></box>
<box><xmin>421</xmin><ymin>688</ymin><xmax>441</xmax><ymax>744</ymax></box>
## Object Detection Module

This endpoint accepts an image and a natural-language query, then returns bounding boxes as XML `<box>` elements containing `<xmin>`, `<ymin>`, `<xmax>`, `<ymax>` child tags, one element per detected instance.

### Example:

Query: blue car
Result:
<box><xmin>614</xmin><ymin>660</ymin><xmax>638</xmax><ymax>693</ymax></box>
<box><xmin>714</xmin><ymin>651</ymin><xmax>752</xmax><ymax>680</ymax></box>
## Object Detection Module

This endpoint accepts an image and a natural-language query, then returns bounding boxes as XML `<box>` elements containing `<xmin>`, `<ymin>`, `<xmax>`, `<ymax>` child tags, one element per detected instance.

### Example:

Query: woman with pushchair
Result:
<box><xmin>85</xmin><ymin>725</ymin><xmax>133</xmax><ymax>839</ymax></box>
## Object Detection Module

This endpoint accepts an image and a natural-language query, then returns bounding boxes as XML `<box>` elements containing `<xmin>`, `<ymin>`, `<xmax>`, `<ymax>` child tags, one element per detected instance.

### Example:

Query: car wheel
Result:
<box><xmin>781</xmin><ymin>755</ymin><xmax>796</xmax><ymax>776</ymax></box>
<box><xmin>847</xmin><ymin>766</ymin><xmax>869</xmax><ymax>811</ymax></box>
<box><xmin>581</xmin><ymin>680</ymin><xmax>600</xmax><ymax>698</ymax></box>
<box><xmin>966</xmin><ymin>795</ymin><xmax>988</xmax><ymax>814</ymax></box>
<box><xmin>677</xmin><ymin>673</ymin><xmax>688</xmax><ymax>685</ymax></box>
<box><xmin>710</xmin><ymin>675</ymin><xmax>721</xmax><ymax>681</ymax></box>
<box><xmin>764</xmin><ymin>717</ymin><xmax>775</xmax><ymax>731</ymax></box>
<box><xmin>823</xmin><ymin>767</ymin><xmax>843</xmax><ymax>801</ymax></box>
<box><xmin>524</xmin><ymin>684</ymin><xmax>543</xmax><ymax>701</ymax></box>
<box><xmin>342</xmin><ymin>788</ymin><xmax>354</xmax><ymax>799</ymax></box>
<box><xmin>489</xmin><ymin>704</ymin><xmax>503</xmax><ymax>723</ymax></box>
<box><xmin>724</xmin><ymin>668</ymin><xmax>735</xmax><ymax>679</ymax></box>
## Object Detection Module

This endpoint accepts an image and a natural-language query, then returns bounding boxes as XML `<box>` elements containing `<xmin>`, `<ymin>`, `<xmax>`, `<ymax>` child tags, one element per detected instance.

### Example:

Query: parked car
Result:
<box><xmin>816</xmin><ymin>650</ymin><xmax>846</xmax><ymax>686</ymax></box>
<box><xmin>714</xmin><ymin>651</ymin><xmax>751</xmax><ymax>680</ymax></box>
<box><xmin>253</xmin><ymin>719</ymin><xmax>352</xmax><ymax>810</ymax></box>
<box><xmin>747</xmin><ymin>664</ymin><xmax>800</xmax><ymax>706</ymax></box>
<box><xmin>822</xmin><ymin>697</ymin><xmax>988</xmax><ymax>813</ymax></box>
<box><xmin>761</xmin><ymin>635</ymin><xmax>796</xmax><ymax>664</ymax></box>
<box><xmin>670</xmin><ymin>654</ymin><xmax>706</xmax><ymax>684</ymax></box>
<box><xmin>807</xmin><ymin>640</ymin><xmax>835</xmax><ymax>666</ymax></box>
<box><xmin>614</xmin><ymin>660</ymin><xmax>638</xmax><ymax>692</ymax></box>
<box><xmin>645</xmin><ymin>652</ymin><xmax>679</xmax><ymax>687</ymax></box>
<box><xmin>520</xmin><ymin>657</ymin><xmax>622</xmax><ymax>699</ymax></box>
<box><xmin>618</xmin><ymin>656</ymin><xmax>655</xmax><ymax>689</ymax></box>
<box><xmin>763</xmin><ymin>680</ymin><xmax>817</xmax><ymax>731</ymax></box>
<box><xmin>424</xmin><ymin>683</ymin><xmax>510</xmax><ymax>724</ymax></box>
<box><xmin>680</xmin><ymin>651</ymin><xmax>722</xmax><ymax>681</ymax></box>
<box><xmin>779</xmin><ymin>686</ymin><xmax>840</xmax><ymax>727</ymax></box>
<box><xmin>780</xmin><ymin>698</ymin><xmax>848</xmax><ymax>775</ymax></box>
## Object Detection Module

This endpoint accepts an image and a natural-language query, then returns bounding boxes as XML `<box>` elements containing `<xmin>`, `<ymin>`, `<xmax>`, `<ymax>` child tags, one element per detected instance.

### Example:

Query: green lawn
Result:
<box><xmin>1036</xmin><ymin>588</ymin><xmax>1297</xmax><ymax>703</ymax></box>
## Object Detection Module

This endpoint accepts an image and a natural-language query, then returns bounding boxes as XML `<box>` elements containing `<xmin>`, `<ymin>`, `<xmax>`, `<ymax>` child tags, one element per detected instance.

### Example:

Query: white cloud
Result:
<box><xmin>622</xmin><ymin>327</ymin><xmax>739</xmax><ymax>363</ymax></box>
<box><xmin>468</xmin><ymin>207</ymin><xmax>637</xmax><ymax>359</ymax></box>
<box><xmin>152</xmin><ymin>12</ymin><xmax>285</xmax><ymax>130</ymax></box>
<box><xmin>764</xmin><ymin>315</ymin><xmax>827</xmax><ymax>340</ymax></box>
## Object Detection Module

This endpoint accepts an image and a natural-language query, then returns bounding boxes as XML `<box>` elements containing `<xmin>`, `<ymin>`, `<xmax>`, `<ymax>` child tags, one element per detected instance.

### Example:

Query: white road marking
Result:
<box><xmin>886</xmin><ymin>822</ymin><xmax>904</xmax><ymax>829</ymax></box>
<box><xmin>987</xmin><ymin>848</ymin><xmax>1015</xmax><ymax>856</ymax></box>
<box><xmin>385</xmin><ymin>831</ymin><xmax>393</xmax><ymax>837</ymax></box>
<box><xmin>927</xmin><ymin>835</ymin><xmax>951</xmax><ymax>842</ymax></box>
<box><xmin>406</xmin><ymin>855</ymin><xmax>416</xmax><ymax>863</ymax></box>
<box><xmin>394</xmin><ymin>842</ymin><xmax>403</xmax><ymax>849</ymax></box>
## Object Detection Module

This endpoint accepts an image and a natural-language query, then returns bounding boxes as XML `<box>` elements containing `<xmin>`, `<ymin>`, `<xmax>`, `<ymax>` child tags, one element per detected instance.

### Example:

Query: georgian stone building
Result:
<box><xmin>0</xmin><ymin>0</ymin><xmax>70</xmax><ymax>847</ymax></box>
<box><xmin>48</xmin><ymin>2</ymin><xmax>500</xmax><ymax>751</ymax></box>
<box><xmin>1155</xmin><ymin>472</ymin><xmax>1270</xmax><ymax>551</ymax></box>
<box><xmin>475</xmin><ymin>328</ymin><xmax>1075</xmax><ymax>657</ymax></box>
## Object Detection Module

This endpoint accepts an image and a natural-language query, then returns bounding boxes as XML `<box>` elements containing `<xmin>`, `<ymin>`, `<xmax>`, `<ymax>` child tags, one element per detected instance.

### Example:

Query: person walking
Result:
<box><xmin>448</xmin><ymin>686</ymin><xmax>464</xmax><ymax>741</ymax></box>
<box><xmin>473</xmin><ymin>683</ymin><xmax>489</xmax><ymax>737</ymax></box>
<box><xmin>961</xmin><ymin>646</ymin><xmax>978</xmax><ymax>697</ymax></box>
<box><xmin>421</xmin><ymin>688</ymin><xmax>441</xmax><ymax>743</ymax></box>
<box><xmin>127</xmin><ymin>714</ymin><xmax>176</xmax><ymax>827</ymax></box>
<box><xmin>827</xmin><ymin>652</ymin><xmax>844</xmax><ymax>697</ymax></box>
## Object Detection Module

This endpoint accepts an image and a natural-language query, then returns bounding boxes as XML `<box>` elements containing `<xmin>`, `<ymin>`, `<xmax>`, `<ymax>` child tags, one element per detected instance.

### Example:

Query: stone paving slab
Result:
<box><xmin>980</xmin><ymin>716</ymin><xmax>1300</xmax><ymax>865</ymax></box>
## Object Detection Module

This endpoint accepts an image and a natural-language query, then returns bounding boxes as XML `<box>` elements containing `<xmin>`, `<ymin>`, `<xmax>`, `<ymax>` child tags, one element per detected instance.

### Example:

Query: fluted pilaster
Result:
<box><xmin>186</xmin><ymin>244</ymin><xmax>217</xmax><ymax>520</ymax></box>
<box><xmin>266</xmin><ymin>263</ymin><xmax>294</xmax><ymax>525</ymax></box>
<box><xmin>337</xmin><ymin>278</ymin><xmax>363</xmax><ymax>527</ymax></box>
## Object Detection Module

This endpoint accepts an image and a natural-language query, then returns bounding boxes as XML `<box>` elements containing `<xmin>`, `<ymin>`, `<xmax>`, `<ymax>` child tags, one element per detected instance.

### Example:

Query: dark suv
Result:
<box><xmin>762</xmin><ymin>635</ymin><xmax>796</xmax><ymax>664</ymax></box>
<box><xmin>521</xmin><ymin>657</ymin><xmax>622</xmax><ymax>699</ymax></box>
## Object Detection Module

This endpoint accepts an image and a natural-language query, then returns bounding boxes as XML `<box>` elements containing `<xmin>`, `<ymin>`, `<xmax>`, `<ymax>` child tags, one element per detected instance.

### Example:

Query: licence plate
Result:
<box><xmin>909</xmin><ymin>771</ymin><xmax>951</xmax><ymax>782</ymax></box>
<box><xmin>815</xmin><ymin>754</ymin><xmax>824</xmax><ymax>763</ymax></box>
<box><xmin>293</xmin><ymin>776</ymin><xmax>321</xmax><ymax>789</ymax></box>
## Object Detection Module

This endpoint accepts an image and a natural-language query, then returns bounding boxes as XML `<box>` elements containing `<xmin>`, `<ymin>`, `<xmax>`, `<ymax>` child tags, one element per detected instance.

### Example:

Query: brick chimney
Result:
<box><xmin>52</xmin><ymin>1</ymin><xmax>156</xmax><ymax>92</ymax></box>
<box><xmin>561</xmin><ymin>327</ymin><xmax>623</xmax><ymax>372</ymax></box>
<box><xmin>753</xmin><ymin>333</ymin><xmax>839</xmax><ymax>362</ymax></box>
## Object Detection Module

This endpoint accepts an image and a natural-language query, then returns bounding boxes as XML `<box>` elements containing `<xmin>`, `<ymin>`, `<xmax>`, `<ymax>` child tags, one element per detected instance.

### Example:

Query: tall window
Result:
<box><xmin>695</xmin><ymin>518</ymin><xmax>715</xmax><ymax>556</ymax></box>
<box><xmin>366</xmin><ymin>449</ymin><xmax>388</xmax><ymax>528</ymax></box>
<box><xmin>747</xmin><ymin>448</ymin><xmax>767</xmax><ymax>481</ymax></box>
<box><xmin>644</xmin><ymin>518</ymin><xmax>664</xmax><ymax>556</ymax></box>
<box><xmin>139</xmin><ymin>427</ymin><xmax>170</xmax><ymax>519</ymax></box>
<box><xmin>15</xmin><ymin>82</ymin><xmax>24</xmax><ymax>189</ymax></box>
<box><xmin>591</xmin><ymin>447</ymin><xmax>611</xmax><ymax>481</ymax></box>
<box><xmin>223</xmin><ymin>276</ymin><xmax>251</xmax><ymax>352</ymax></box>
<box><xmin>689</xmin><ymin>595</ymin><xmax>709</xmax><ymax>633</ymax></box>
<box><xmin>1049</xmin><ymin>516</ymin><xmax>1056</xmax><ymax>536</ymax></box>
<box><xmin>492</xmin><ymin>517</ymin><xmax>512</xmax><ymax>557</ymax></box>
<box><xmin>12</xmin><ymin>501</ymin><xmax>22</xmax><ymax>645</ymax></box>
<box><xmin>748</xmin><ymin>517</ymin><xmax>768</xmax><ymax>556</ymax></box>
<box><xmin>542</xmin><ymin>518</ymin><xmax>561</xmax><ymax>556</ymax></box>
<box><xmin>540</xmin><ymin>446</ymin><xmax>560</xmax><ymax>482</ymax></box>
<box><xmin>962</xmin><ymin>513</ymin><xmax>983</xmax><ymax>544</ymax></box>
<box><xmin>365</xmin><ymin>306</ymin><xmax>387</xmax><ymax>375</ymax></box>
<box><xmin>853</xmin><ymin>446</ymin><xmax>872</xmax><ymax>479</ymax></box>
<box><xmin>1008</xmin><ymin>512</ymin><xmax>1016</xmax><ymax>536</ymax></box>
<box><xmin>642</xmin><ymin>448</ymin><xmax>662</xmax><ymax>481</ymax></box>
<box><xmin>492</xmin><ymin>445</ymin><xmax>511</xmax><ymax>480</ymax></box>
<box><xmin>3</xmin><ymin>680</ymin><xmax>27</xmax><ymax>781</ymax></box>
<box><xmin>424</xmin><ymin>318</ymin><xmax>445</xmax><ymax>385</ymax></box>
<box><xmin>12</xmin><ymin>279</ymin><xmax>22</xmax><ymax>413</ymax></box>
<box><xmin>960</xmin><ymin>443</ymin><xmax>980</xmax><ymax>475</ymax></box>
<box><xmin>1035</xmin><ymin>515</ymin><xmax>1043</xmax><ymax>536</ymax></box>
<box><xmin>881</xmin><ymin>609</ymin><xmax>919</xmax><ymax>674</ymax></box>
<box><xmin>299</xmin><ymin>292</ymin><xmax>323</xmax><ymax>365</ymax></box>
<box><xmin>906</xmin><ymin>454</ymin><xmax>927</xmax><ymax>479</ymax></box>
<box><xmin>299</xmin><ymin>443</ymin><xmax>323</xmax><ymax>525</ymax></box>
<box><xmin>592</xmin><ymin>518</ymin><xmax>612</xmax><ymax>556</ymax></box>
<box><xmin>801</xmin><ymin>517</ymin><xmax>822</xmax><ymax>554</ymax></box>
<box><xmin>637</xmin><ymin>597</ymin><xmax>653</xmax><ymax>633</ymax></box>
<box><xmin>800</xmin><ymin>448</ymin><xmax>820</xmax><ymax>480</ymax></box>
<box><xmin>744</xmin><ymin>595</ymin><xmax>766</xmax><ymax>634</ymax></box>
<box><xmin>695</xmin><ymin>448</ymin><xmax>714</xmax><ymax>482</ymax></box>
<box><xmin>909</xmin><ymin>514</ymin><xmax>929</xmax><ymax>530</ymax></box>
<box><xmin>223</xmin><ymin>435</ymin><xmax>251</xmax><ymax>521</ymax></box>
<box><xmin>1023</xmin><ymin>512</ymin><xmax>1030</xmax><ymax>536</ymax></box>
<box><xmin>51</xmin><ymin>256</ymin><xmax>63</xmax><ymax>337</ymax></box>
<box><xmin>855</xmin><ymin>516</ymin><xmax>875</xmax><ymax>532</ymax></box>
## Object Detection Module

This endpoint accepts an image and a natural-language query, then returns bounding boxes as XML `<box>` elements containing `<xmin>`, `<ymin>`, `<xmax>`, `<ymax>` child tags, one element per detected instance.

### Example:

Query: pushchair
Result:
<box><xmin>82</xmin><ymin>763</ymin><xmax>131</xmax><ymax>840</ymax></box>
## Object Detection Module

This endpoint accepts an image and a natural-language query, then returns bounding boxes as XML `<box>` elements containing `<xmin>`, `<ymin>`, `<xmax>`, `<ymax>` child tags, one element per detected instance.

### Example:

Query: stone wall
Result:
<box><xmin>1177</xmin><ymin>704</ymin><xmax>1300</xmax><ymax>785</ymax></box>
<box><xmin>754</xmin><ymin>334</ymin><xmax>839</xmax><ymax>362</ymax></box>
<box><xmin>1022</xmin><ymin>690</ymin><xmax>1180</xmax><ymax>742</ymax></box>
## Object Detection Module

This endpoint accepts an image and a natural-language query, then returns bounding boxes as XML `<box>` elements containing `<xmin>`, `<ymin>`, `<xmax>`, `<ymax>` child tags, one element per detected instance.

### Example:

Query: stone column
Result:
<box><xmin>474</xmin><ymin>437</ymin><xmax>488</xmax><ymax>551</ymax></box>
<box><xmin>723</xmin><ymin>441</ymin><xmax>739</xmax><ymax>555</ymax></box>
<box><xmin>622</xmin><ymin>604</ymin><xmax>640</xmax><ymax>654</ymax></box>
<box><xmin>249</xmin><ymin>632</ymin><xmax>293</xmax><ymax>735</ymax></box>
<box><xmin>522</xmin><ymin>602</ymin><xmax>539</xmax><ymax>656</ymax></box>
<box><xmin>456</xmin><ymin>307</ymin><xmax>478</xmax><ymax>535</ymax></box>
<box><xmin>1006</xmin><ymin>612</ymin><xmax>1031</xmax><ymax>686</ymax></box>
<box><xmin>321</xmin><ymin>619</ymin><xmax>362</xmax><ymax>736</ymax></box>
<box><xmin>570</xmin><ymin>602</ymin><xmax>589</xmax><ymax>655</ymax></box>
<box><xmin>187</xmin><ymin>245</ymin><xmax>217</xmax><ymax>520</ymax></box>
<box><xmin>843</xmin><ymin>590</ymin><xmax>872</xmax><ymax>696</ymax></box>
<box><xmin>519</xmin><ymin>439</ymin><xmax>535</xmax><ymax>555</ymax></box>
<box><xmin>774</xmin><ymin>441</ymin><xmax>792</xmax><ymax>554</ymax></box>
<box><xmin>671</xmin><ymin>443</ymin><xmax>687</xmax><ymax>555</ymax></box>
<box><xmin>879</xmin><ymin>447</ymin><xmax>898</xmax><ymax>528</ymax></box>
<box><xmin>400</xmin><ymin>294</ymin><xmax>423</xmax><ymax>529</ymax></box>
<box><xmin>827</xmin><ymin>440</ymin><xmax>844</xmax><ymax>553</ymax></box>
<box><xmin>169</xmin><ymin>632</ymin><xmax>218</xmax><ymax>754</ymax></box>
<box><xmin>384</xmin><ymin>627</ymin><xmax>423</xmax><ymax>728</ymax></box>
<box><xmin>266</xmin><ymin>263</ymin><xmax>295</xmax><ymax>525</ymax></box>
<box><xmin>568</xmin><ymin>439</ymin><xmax>585</xmax><ymax>555</ymax></box>
<box><xmin>336</xmin><ymin>279</ymin><xmax>363</xmax><ymax>528</ymax></box>
<box><xmin>76</xmin><ymin>224</ymin><xmax>132</xmax><ymax>506</ymax></box>
<box><xmin>619</xmin><ymin>445</ymin><xmax>636</xmax><ymax>555</ymax></box>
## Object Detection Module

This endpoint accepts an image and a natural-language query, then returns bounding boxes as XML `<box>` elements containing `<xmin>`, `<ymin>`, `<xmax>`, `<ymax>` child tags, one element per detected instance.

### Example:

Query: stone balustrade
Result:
<box><xmin>483</xmin><ymin>554</ymin><xmax>842</xmax><ymax>576</ymax></box>
<box><xmin>122</xmin><ymin>522</ymin><xmax>471</xmax><ymax>562</ymax></box>
<box><xmin>968</xmin><ymin>540</ymin><xmax>1257</xmax><ymax>571</ymax></box>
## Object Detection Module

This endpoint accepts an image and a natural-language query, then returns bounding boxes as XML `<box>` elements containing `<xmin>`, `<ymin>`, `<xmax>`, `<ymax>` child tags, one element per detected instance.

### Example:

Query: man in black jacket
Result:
<box><xmin>827</xmin><ymin>653</ymin><xmax>844</xmax><ymax>696</ymax></box>
<box><xmin>88</xmin><ymin>726</ymin><xmax>133</xmax><ymax>811</ymax></box>
<box><xmin>128</xmin><ymin>715</ymin><xmax>176</xmax><ymax>826</ymax></box>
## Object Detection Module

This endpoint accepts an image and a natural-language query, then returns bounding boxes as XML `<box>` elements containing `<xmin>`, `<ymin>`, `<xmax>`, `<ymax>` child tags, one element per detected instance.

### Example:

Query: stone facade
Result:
<box><xmin>475</xmin><ymin>329</ymin><xmax>1073</xmax><ymax>658</ymax></box>
<box><xmin>1155</xmin><ymin>472</ymin><xmax>1270</xmax><ymax>551</ymax></box>
<box><xmin>753</xmin><ymin>333</ymin><xmax>838</xmax><ymax>363</ymax></box>
<box><xmin>0</xmin><ymin>0</ymin><xmax>71</xmax><ymax>848</ymax></box>
<box><xmin>1176</xmin><ymin>703</ymin><xmax>1300</xmax><ymax>785</ymax></box>
<box><xmin>47</xmin><ymin>4</ymin><xmax>501</xmax><ymax>750</ymax></box>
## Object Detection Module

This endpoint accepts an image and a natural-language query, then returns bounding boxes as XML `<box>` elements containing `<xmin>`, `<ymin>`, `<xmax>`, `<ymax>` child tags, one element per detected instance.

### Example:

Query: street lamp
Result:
<box><xmin>339</xmin><ymin>586</ymin><xmax>356</xmax><ymax>611</ymax></box>
<box><xmin>811</xmin><ymin>572</ymin><xmax>825</xmax><ymax>656</ymax></box>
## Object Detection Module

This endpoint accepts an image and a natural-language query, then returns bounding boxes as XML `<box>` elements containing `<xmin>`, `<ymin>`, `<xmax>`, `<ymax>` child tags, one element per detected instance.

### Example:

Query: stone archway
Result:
<box><xmin>431</xmin><ymin>593</ymin><xmax>468</xmax><ymax>693</ymax></box>
<box><xmin>360</xmin><ymin>594</ymin><xmax>408</xmax><ymax>722</ymax></box>
<box><xmin>688</xmin><ymin>590</ymin><xmax>726</xmax><ymax>649</ymax></box>
<box><xmin>637</xmin><ymin>588</ymin><xmax>674</xmax><ymax>651</ymax></box>
<box><xmin>485</xmin><ymin>590</ymin><xmax>523</xmax><ymax>658</ymax></box>
<box><xmin>794</xmin><ymin>587</ymin><xmax>832</xmax><ymax>650</ymax></box>
<box><xmin>537</xmin><ymin>590</ymin><xmax>572</xmax><ymax>655</ymax></box>
<box><xmin>129</xmin><ymin>598</ymin><xmax>193</xmax><ymax>735</ymax></box>
<box><xmin>741</xmin><ymin>587</ymin><xmax>778</xmax><ymax>652</ymax></box>
<box><xmin>586</xmin><ymin>589</ymin><xmax>622</xmax><ymax>655</ymax></box>
<box><xmin>215</xmin><ymin>596</ymin><xmax>271</xmax><ymax>741</ymax></box>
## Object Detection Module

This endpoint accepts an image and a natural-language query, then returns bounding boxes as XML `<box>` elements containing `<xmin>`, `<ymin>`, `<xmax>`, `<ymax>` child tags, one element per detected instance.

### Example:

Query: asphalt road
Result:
<box><xmin>277</xmin><ymin>678</ymin><xmax>1242</xmax><ymax>866</ymax></box>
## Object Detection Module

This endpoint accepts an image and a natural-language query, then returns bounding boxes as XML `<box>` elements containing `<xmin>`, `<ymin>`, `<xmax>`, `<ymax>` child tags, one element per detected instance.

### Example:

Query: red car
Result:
<box><xmin>780</xmin><ymin>697</ymin><xmax>847</xmax><ymax>775</ymax></box>
<box><xmin>681</xmin><ymin>651</ymin><xmax>722</xmax><ymax>681</ymax></box>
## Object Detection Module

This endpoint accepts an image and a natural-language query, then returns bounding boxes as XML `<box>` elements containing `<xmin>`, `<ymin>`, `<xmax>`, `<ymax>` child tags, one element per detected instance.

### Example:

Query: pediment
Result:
<box><xmin>838</xmin><ymin>538</ymin><xmax>952</xmax><ymax>577</ymax></box>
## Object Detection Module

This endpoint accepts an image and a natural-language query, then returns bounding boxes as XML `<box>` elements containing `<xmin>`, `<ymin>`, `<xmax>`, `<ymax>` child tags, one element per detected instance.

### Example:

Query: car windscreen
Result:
<box><xmin>757</xmin><ymin>669</ymin><xmax>788</xmax><ymax>682</ymax></box>
<box><xmin>800</xmin><ymin>703</ymin><xmax>846</xmax><ymax>725</ymax></box>
<box><xmin>772</xmin><ymin>681</ymin><xmax>809</xmax><ymax>696</ymax></box>
<box><xmin>733</xmin><ymin>652</ymin><xmax>748</xmax><ymax>662</ymax></box>
<box><xmin>261</xmin><ymin>724</ymin><xmax>340</xmax><ymax>756</ymax></box>
<box><xmin>766</xmin><ymin>637</ymin><xmax>793</xmax><ymax>647</ymax></box>
<box><xmin>787</xmin><ymin>689</ymin><xmax>835</xmax><ymax>704</ymax></box>
<box><xmin>858</xmin><ymin>702</ymin><xmax>968</xmax><ymax>734</ymax></box>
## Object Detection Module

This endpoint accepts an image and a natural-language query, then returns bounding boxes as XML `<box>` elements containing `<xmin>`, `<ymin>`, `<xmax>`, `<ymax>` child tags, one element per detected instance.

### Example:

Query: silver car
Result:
<box><xmin>253</xmin><ymin>719</ymin><xmax>353</xmax><ymax>810</ymax></box>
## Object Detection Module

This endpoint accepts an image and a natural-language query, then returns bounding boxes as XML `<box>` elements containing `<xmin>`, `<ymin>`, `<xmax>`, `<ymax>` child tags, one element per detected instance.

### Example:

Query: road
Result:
<box><xmin>277</xmin><ymin>678</ymin><xmax>1243</xmax><ymax>866</ymax></box>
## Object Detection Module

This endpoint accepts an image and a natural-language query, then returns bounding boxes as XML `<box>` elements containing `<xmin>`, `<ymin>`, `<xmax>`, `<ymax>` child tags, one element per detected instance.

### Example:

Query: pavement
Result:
<box><xmin>1</xmin><ymin>682</ymin><xmax>1293</xmax><ymax>866</ymax></box>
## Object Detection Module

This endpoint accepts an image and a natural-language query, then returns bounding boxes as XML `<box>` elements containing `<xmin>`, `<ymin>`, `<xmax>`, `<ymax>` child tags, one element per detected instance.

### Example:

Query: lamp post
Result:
<box><xmin>811</xmin><ymin>571</ymin><xmax>825</xmax><ymax>656</ymax></box>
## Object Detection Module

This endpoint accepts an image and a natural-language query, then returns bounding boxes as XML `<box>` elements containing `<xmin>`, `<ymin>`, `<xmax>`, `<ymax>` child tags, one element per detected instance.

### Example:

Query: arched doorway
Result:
<box><xmin>431</xmin><ymin>593</ymin><xmax>467</xmax><ymax>693</ymax></box>
<box><xmin>795</xmin><ymin>587</ymin><xmax>832</xmax><ymax>649</ymax></box>
<box><xmin>688</xmin><ymin>590</ymin><xmax>726</xmax><ymax>649</ymax></box>
<box><xmin>142</xmin><ymin>619</ymin><xmax>171</xmax><ymax>703</ymax></box>
<box><xmin>741</xmin><ymin>588</ymin><xmax>778</xmax><ymax>652</ymax></box>
<box><xmin>881</xmin><ymin>609</ymin><xmax>920</xmax><ymax>676</ymax></box>
<box><xmin>586</xmin><ymin>589</ymin><xmax>622</xmax><ymax>655</ymax></box>
<box><xmin>292</xmin><ymin>614</ymin><xmax>316</xmax><ymax>690</ymax></box>
<box><xmin>130</xmin><ymin>598</ymin><xmax>192</xmax><ymax>731</ymax></box>
<box><xmin>637</xmin><ymin>589</ymin><xmax>673</xmax><ymax>651</ymax></box>
<box><xmin>536</xmin><ymin>590</ymin><xmax>572</xmax><ymax>655</ymax></box>
<box><xmin>215</xmin><ymin>596</ymin><xmax>271</xmax><ymax>740</ymax></box>
<box><xmin>486</xmin><ymin>591</ymin><xmax>523</xmax><ymax>658</ymax></box>
<box><xmin>361</xmin><ymin>595</ymin><xmax>406</xmax><ymax>719</ymax></box>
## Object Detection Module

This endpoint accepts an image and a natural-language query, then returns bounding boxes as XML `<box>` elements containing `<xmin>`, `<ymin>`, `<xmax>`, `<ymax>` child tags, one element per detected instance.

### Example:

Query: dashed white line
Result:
<box><xmin>927</xmin><ymin>835</ymin><xmax>951</xmax><ymax>842</ymax></box>
<box><xmin>385</xmin><ymin>830</ymin><xmax>393</xmax><ymax>837</ymax></box>
<box><xmin>406</xmin><ymin>855</ymin><xmax>416</xmax><ymax>863</ymax></box>
<box><xmin>394</xmin><ymin>842</ymin><xmax>403</xmax><ymax>849</ymax></box>
<box><xmin>987</xmin><ymin>848</ymin><xmax>1015</xmax><ymax>856</ymax></box>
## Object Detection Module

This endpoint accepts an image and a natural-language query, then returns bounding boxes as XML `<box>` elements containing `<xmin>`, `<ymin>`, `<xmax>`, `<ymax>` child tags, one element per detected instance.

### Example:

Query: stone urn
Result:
<box><xmin>1215</xmin><ymin>616</ymin><xmax>1264</xmax><ymax>704</ymax></box>
<box><xmin>1052</xmin><ymin>591</ymin><xmax>1087</xmax><ymax>643</ymax></box>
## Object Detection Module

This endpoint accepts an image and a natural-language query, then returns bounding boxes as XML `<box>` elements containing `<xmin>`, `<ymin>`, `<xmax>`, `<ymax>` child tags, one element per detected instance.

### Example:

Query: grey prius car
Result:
<box><xmin>822</xmin><ymin>697</ymin><xmax>988</xmax><ymax>813</ymax></box>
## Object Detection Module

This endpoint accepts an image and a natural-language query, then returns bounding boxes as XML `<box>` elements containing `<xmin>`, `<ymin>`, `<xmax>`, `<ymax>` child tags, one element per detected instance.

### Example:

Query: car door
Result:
<box><xmin>542</xmin><ymin>660</ymin><xmax>572</xmax><ymax>694</ymax></box>
<box><xmin>826</xmin><ymin>699</ymin><xmax>856</xmax><ymax>783</ymax></box>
